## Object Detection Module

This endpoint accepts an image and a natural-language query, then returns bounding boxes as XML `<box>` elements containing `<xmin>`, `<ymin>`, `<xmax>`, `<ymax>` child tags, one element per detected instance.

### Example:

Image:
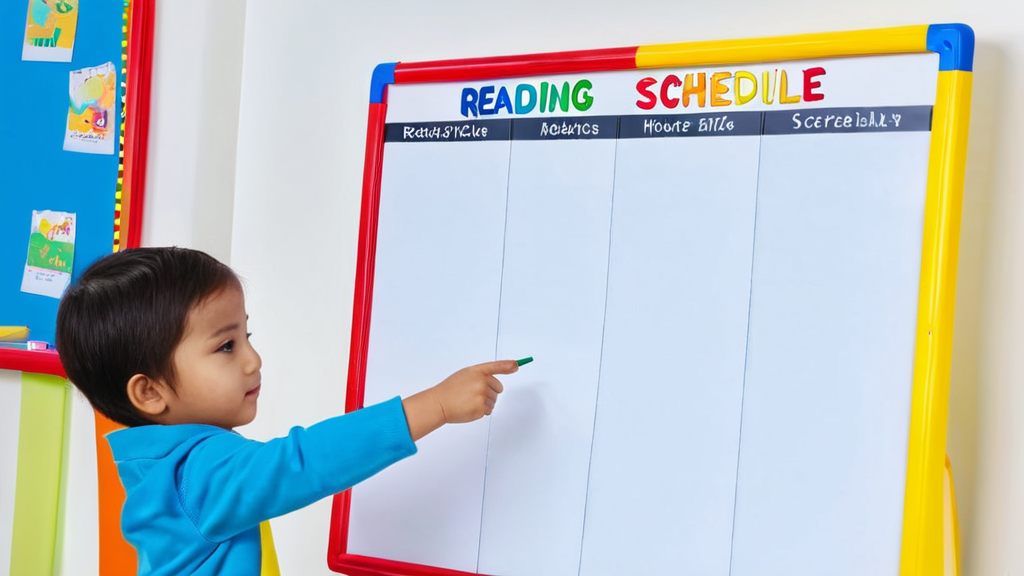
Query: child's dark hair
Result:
<box><xmin>56</xmin><ymin>247</ymin><xmax>240</xmax><ymax>427</ymax></box>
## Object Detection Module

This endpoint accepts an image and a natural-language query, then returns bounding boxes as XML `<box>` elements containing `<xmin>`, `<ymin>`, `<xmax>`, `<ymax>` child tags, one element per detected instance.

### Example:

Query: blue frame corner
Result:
<box><xmin>370</xmin><ymin>63</ymin><xmax>397</xmax><ymax>104</ymax></box>
<box><xmin>926</xmin><ymin>23</ymin><xmax>975</xmax><ymax>72</ymax></box>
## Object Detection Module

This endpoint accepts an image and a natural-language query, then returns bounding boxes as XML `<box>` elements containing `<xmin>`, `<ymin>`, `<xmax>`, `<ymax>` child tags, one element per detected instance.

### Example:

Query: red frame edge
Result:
<box><xmin>327</xmin><ymin>100</ymin><xmax>388</xmax><ymax>570</ymax></box>
<box><xmin>97</xmin><ymin>2</ymin><xmax>155</xmax><ymax>575</ymax></box>
<box><xmin>0</xmin><ymin>349</ymin><xmax>65</xmax><ymax>378</ymax></box>
<box><xmin>332</xmin><ymin>554</ymin><xmax>485</xmax><ymax>576</ymax></box>
<box><xmin>393</xmin><ymin>46</ymin><xmax>638</xmax><ymax>84</ymax></box>
<box><xmin>326</xmin><ymin>96</ymin><xmax>495</xmax><ymax>576</ymax></box>
<box><xmin>122</xmin><ymin>0</ymin><xmax>154</xmax><ymax>250</ymax></box>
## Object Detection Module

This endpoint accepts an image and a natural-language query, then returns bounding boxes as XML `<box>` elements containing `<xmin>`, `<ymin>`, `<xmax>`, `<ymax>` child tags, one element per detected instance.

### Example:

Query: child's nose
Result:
<box><xmin>245</xmin><ymin>344</ymin><xmax>262</xmax><ymax>373</ymax></box>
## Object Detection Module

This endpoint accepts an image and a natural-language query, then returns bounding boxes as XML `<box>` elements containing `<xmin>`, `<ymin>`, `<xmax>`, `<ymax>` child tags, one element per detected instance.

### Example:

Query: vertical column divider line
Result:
<box><xmin>477</xmin><ymin>118</ymin><xmax>516</xmax><ymax>574</ymax></box>
<box><xmin>728</xmin><ymin>111</ymin><xmax>767</xmax><ymax>576</ymax></box>
<box><xmin>577</xmin><ymin>115</ymin><xmax>622</xmax><ymax>576</ymax></box>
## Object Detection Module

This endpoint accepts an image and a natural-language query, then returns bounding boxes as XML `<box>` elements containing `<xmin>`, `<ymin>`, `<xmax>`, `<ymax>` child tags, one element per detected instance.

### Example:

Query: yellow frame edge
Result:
<box><xmin>902</xmin><ymin>68</ymin><xmax>972</xmax><ymax>576</ymax></box>
<box><xmin>636</xmin><ymin>25</ymin><xmax>929</xmax><ymax>68</ymax></box>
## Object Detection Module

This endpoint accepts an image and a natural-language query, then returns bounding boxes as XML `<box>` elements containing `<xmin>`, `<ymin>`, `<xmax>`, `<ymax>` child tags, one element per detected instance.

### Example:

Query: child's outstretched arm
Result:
<box><xmin>153</xmin><ymin>360</ymin><xmax>519</xmax><ymax>543</ymax></box>
<box><xmin>402</xmin><ymin>360</ymin><xmax>519</xmax><ymax>441</ymax></box>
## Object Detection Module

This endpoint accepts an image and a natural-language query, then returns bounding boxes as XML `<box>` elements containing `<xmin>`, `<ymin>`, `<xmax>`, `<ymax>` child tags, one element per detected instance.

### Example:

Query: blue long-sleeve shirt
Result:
<box><xmin>107</xmin><ymin>396</ymin><xmax>417</xmax><ymax>576</ymax></box>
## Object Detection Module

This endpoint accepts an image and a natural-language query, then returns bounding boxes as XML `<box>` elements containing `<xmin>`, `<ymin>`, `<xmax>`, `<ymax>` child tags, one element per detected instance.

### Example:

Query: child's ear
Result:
<box><xmin>126</xmin><ymin>373</ymin><xmax>170</xmax><ymax>418</ymax></box>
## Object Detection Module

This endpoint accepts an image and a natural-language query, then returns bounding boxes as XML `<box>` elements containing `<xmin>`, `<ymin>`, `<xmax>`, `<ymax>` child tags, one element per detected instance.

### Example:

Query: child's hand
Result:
<box><xmin>402</xmin><ymin>360</ymin><xmax>519</xmax><ymax>441</ymax></box>
<box><xmin>431</xmin><ymin>360</ymin><xmax>518</xmax><ymax>423</ymax></box>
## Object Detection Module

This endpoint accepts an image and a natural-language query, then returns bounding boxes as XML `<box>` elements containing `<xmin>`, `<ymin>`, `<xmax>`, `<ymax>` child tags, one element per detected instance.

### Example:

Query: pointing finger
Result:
<box><xmin>476</xmin><ymin>359</ymin><xmax>519</xmax><ymax>375</ymax></box>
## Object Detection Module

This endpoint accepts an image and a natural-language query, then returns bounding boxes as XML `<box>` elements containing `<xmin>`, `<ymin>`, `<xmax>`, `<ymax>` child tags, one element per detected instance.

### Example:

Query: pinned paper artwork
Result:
<box><xmin>64</xmin><ymin>62</ymin><xmax>118</xmax><ymax>155</ymax></box>
<box><xmin>21</xmin><ymin>210</ymin><xmax>77</xmax><ymax>299</ymax></box>
<box><xmin>22</xmin><ymin>0</ymin><xmax>78</xmax><ymax>62</ymax></box>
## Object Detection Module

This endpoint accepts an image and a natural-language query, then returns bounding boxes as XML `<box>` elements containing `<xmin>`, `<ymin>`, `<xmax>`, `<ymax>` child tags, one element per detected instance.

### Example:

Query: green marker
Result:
<box><xmin>516</xmin><ymin>356</ymin><xmax>534</xmax><ymax>367</ymax></box>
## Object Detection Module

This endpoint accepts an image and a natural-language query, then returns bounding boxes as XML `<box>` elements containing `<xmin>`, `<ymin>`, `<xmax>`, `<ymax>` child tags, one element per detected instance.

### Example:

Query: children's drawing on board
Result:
<box><xmin>64</xmin><ymin>62</ymin><xmax>118</xmax><ymax>155</ymax></box>
<box><xmin>22</xmin><ymin>210</ymin><xmax>77</xmax><ymax>299</ymax></box>
<box><xmin>22</xmin><ymin>0</ymin><xmax>78</xmax><ymax>62</ymax></box>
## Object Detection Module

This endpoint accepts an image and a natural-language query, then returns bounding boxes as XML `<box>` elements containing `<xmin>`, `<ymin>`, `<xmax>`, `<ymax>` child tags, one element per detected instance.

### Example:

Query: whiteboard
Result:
<box><xmin>330</xmin><ymin>25</ymin><xmax>974</xmax><ymax>576</ymax></box>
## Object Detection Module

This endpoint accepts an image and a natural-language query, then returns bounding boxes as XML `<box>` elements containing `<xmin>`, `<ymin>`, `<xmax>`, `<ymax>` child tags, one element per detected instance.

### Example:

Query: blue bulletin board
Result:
<box><xmin>0</xmin><ymin>0</ymin><xmax>126</xmax><ymax>347</ymax></box>
<box><xmin>0</xmin><ymin>2</ymin><xmax>153</xmax><ymax>574</ymax></box>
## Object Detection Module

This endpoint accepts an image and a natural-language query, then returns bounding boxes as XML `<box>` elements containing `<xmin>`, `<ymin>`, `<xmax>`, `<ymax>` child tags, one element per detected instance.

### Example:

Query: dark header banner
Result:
<box><xmin>619</xmin><ymin>111</ymin><xmax>762</xmax><ymax>139</ymax></box>
<box><xmin>384</xmin><ymin>106</ymin><xmax>933</xmax><ymax>143</ymax></box>
<box><xmin>385</xmin><ymin>119</ymin><xmax>512</xmax><ymax>143</ymax></box>
<box><xmin>511</xmin><ymin>116</ymin><xmax>619</xmax><ymax>140</ymax></box>
<box><xmin>763</xmin><ymin>106</ymin><xmax>932</xmax><ymax>135</ymax></box>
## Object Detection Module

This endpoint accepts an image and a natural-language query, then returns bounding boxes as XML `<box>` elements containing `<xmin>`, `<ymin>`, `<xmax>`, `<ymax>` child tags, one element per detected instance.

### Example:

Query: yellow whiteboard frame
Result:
<box><xmin>637</xmin><ymin>24</ymin><xmax>973</xmax><ymax>576</ymax></box>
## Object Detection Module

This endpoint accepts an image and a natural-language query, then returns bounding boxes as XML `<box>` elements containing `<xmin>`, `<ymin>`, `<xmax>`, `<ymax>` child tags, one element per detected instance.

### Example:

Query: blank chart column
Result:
<box><xmin>579</xmin><ymin>111</ymin><xmax>763</xmax><ymax>576</ymax></box>
<box><xmin>730</xmin><ymin>107</ymin><xmax>934</xmax><ymax>576</ymax></box>
<box><xmin>477</xmin><ymin>116</ymin><xmax>618</xmax><ymax>576</ymax></box>
<box><xmin>348</xmin><ymin>119</ymin><xmax>512</xmax><ymax>572</ymax></box>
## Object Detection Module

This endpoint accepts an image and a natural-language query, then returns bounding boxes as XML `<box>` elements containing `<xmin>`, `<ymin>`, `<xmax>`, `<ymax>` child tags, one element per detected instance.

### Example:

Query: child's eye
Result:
<box><xmin>246</xmin><ymin>332</ymin><xmax>252</xmax><ymax>339</ymax></box>
<box><xmin>218</xmin><ymin>340</ymin><xmax>235</xmax><ymax>353</ymax></box>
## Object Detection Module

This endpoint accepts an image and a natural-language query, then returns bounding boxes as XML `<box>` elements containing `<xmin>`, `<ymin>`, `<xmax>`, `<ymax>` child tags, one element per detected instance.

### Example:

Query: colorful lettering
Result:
<box><xmin>572</xmin><ymin>80</ymin><xmax>594</xmax><ymax>111</ymax></box>
<box><xmin>682</xmin><ymin>73</ymin><xmax>706</xmax><ymax>108</ymax></box>
<box><xmin>636</xmin><ymin>77</ymin><xmax>658</xmax><ymax>110</ymax></box>
<box><xmin>761</xmin><ymin>70</ymin><xmax>776</xmax><ymax>104</ymax></box>
<box><xmin>735</xmin><ymin>71</ymin><xmax>757</xmax><ymax>105</ymax></box>
<box><xmin>549</xmin><ymin>81</ymin><xmax>571</xmax><ymax>113</ymax></box>
<box><xmin>779</xmin><ymin>70</ymin><xmax>800</xmax><ymax>104</ymax></box>
<box><xmin>710</xmin><ymin>72</ymin><xmax>731</xmax><ymax>107</ymax></box>
<box><xmin>516</xmin><ymin>85</ymin><xmax>537</xmax><ymax>114</ymax></box>
<box><xmin>461</xmin><ymin>79</ymin><xmax>596</xmax><ymax>117</ymax></box>
<box><xmin>479</xmin><ymin>85</ymin><xmax>496</xmax><ymax>115</ymax></box>
<box><xmin>661</xmin><ymin>74</ymin><xmax>682</xmax><ymax>109</ymax></box>
<box><xmin>461</xmin><ymin>87</ymin><xmax>479</xmax><ymax>117</ymax></box>
<box><xmin>629</xmin><ymin>66</ymin><xmax>828</xmax><ymax>111</ymax></box>
<box><xmin>803</xmin><ymin>67</ymin><xmax>826</xmax><ymax>102</ymax></box>
<box><xmin>494</xmin><ymin>86</ymin><xmax>514</xmax><ymax>114</ymax></box>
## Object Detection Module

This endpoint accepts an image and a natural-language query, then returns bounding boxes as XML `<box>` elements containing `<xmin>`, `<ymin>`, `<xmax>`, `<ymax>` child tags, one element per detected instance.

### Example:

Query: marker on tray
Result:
<box><xmin>0</xmin><ymin>326</ymin><xmax>30</xmax><ymax>342</ymax></box>
<box><xmin>0</xmin><ymin>341</ymin><xmax>51</xmax><ymax>351</ymax></box>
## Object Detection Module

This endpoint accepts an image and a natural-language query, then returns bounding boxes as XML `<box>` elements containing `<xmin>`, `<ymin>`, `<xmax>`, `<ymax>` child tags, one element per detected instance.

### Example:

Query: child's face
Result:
<box><xmin>161</xmin><ymin>284</ymin><xmax>262</xmax><ymax>429</ymax></box>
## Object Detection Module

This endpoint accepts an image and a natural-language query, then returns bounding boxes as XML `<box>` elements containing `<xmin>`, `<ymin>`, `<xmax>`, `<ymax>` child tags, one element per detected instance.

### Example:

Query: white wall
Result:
<box><xmin>140</xmin><ymin>0</ymin><xmax>247</xmax><ymax>260</ymax></box>
<box><xmin>0</xmin><ymin>371</ymin><xmax>22</xmax><ymax>576</ymax></box>
<box><xmin>43</xmin><ymin>0</ymin><xmax>1024</xmax><ymax>575</ymax></box>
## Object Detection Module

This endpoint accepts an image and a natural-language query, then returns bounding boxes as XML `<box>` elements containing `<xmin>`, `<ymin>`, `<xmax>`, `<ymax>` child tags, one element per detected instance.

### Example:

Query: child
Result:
<box><xmin>55</xmin><ymin>246</ymin><xmax>518</xmax><ymax>576</ymax></box>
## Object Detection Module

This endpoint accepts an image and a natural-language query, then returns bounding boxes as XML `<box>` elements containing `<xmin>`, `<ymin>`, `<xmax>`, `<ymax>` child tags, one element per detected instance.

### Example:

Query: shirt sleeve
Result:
<box><xmin>177</xmin><ymin>396</ymin><xmax>417</xmax><ymax>542</ymax></box>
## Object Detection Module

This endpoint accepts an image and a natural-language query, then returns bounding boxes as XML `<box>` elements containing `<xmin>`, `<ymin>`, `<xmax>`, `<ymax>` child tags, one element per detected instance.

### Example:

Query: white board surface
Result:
<box><xmin>729</xmin><ymin>131</ymin><xmax>931</xmax><ymax>576</ymax></box>
<box><xmin>344</xmin><ymin>52</ymin><xmax>940</xmax><ymax>576</ymax></box>
<box><xmin>479</xmin><ymin>138</ymin><xmax>617</xmax><ymax>576</ymax></box>
<box><xmin>578</xmin><ymin>134</ymin><xmax>761</xmax><ymax>576</ymax></box>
